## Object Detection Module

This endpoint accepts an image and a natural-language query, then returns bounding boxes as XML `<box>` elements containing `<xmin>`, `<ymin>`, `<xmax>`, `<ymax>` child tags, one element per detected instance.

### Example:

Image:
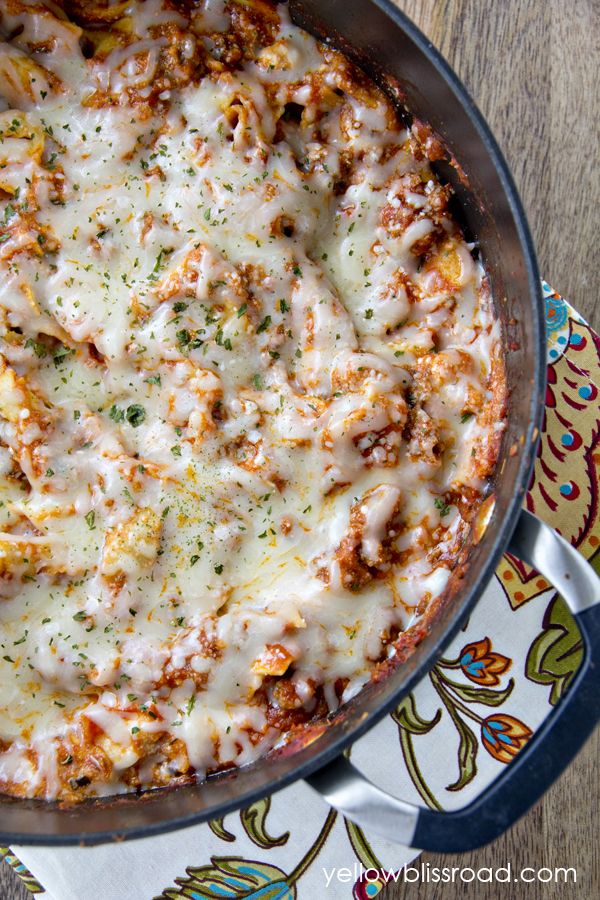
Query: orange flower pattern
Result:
<box><xmin>459</xmin><ymin>637</ymin><xmax>511</xmax><ymax>686</ymax></box>
<box><xmin>481</xmin><ymin>714</ymin><xmax>533</xmax><ymax>764</ymax></box>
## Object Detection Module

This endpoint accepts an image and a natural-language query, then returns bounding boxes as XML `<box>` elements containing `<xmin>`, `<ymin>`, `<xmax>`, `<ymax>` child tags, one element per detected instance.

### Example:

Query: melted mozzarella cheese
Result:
<box><xmin>0</xmin><ymin>0</ymin><xmax>505</xmax><ymax>799</ymax></box>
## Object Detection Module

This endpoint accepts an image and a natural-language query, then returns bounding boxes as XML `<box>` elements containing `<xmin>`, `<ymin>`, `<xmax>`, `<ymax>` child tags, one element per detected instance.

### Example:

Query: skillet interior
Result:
<box><xmin>0</xmin><ymin>0</ymin><xmax>544</xmax><ymax>845</ymax></box>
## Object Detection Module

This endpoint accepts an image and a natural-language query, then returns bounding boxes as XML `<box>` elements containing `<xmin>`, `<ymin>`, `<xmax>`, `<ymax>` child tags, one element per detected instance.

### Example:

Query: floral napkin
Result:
<box><xmin>3</xmin><ymin>283</ymin><xmax>599</xmax><ymax>900</ymax></box>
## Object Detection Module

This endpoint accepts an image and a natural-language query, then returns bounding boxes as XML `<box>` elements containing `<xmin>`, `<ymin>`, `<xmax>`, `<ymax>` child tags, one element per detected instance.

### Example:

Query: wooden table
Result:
<box><xmin>1</xmin><ymin>1</ymin><xmax>598</xmax><ymax>897</ymax></box>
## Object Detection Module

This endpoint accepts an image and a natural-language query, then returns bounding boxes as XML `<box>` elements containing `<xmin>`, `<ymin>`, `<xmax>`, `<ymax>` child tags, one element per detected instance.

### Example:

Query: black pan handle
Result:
<box><xmin>306</xmin><ymin>509</ymin><xmax>600</xmax><ymax>851</ymax></box>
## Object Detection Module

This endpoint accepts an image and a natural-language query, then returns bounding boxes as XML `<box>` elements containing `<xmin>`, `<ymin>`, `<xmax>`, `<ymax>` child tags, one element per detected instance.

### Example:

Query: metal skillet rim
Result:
<box><xmin>1</xmin><ymin>0</ymin><xmax>545</xmax><ymax>845</ymax></box>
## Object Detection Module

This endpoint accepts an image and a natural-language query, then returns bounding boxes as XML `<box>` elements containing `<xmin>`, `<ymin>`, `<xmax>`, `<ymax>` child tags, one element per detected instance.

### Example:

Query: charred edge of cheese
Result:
<box><xmin>0</xmin><ymin>0</ymin><xmax>506</xmax><ymax>800</ymax></box>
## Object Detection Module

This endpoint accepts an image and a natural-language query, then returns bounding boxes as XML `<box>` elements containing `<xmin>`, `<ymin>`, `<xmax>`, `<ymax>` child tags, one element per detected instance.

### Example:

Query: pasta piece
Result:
<box><xmin>101</xmin><ymin>508</ymin><xmax>162</xmax><ymax>578</ymax></box>
<box><xmin>0</xmin><ymin>43</ymin><xmax>61</xmax><ymax>106</ymax></box>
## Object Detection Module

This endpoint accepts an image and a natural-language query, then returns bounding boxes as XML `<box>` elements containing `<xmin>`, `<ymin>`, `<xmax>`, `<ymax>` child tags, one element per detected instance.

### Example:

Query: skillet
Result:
<box><xmin>1</xmin><ymin>0</ymin><xmax>598</xmax><ymax>851</ymax></box>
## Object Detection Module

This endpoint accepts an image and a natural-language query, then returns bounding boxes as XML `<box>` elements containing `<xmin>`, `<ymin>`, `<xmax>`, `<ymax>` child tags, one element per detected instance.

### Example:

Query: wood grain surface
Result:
<box><xmin>1</xmin><ymin>1</ymin><xmax>598</xmax><ymax>897</ymax></box>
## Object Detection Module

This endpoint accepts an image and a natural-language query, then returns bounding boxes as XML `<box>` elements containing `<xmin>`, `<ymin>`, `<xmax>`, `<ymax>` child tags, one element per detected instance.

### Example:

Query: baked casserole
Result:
<box><xmin>0</xmin><ymin>0</ymin><xmax>505</xmax><ymax>800</ymax></box>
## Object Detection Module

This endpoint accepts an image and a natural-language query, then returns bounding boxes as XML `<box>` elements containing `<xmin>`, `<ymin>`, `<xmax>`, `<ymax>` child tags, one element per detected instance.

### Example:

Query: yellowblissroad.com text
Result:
<box><xmin>322</xmin><ymin>862</ymin><xmax>577</xmax><ymax>888</ymax></box>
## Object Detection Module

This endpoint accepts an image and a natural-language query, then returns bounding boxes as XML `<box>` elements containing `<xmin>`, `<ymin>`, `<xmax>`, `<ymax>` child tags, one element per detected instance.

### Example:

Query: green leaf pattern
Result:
<box><xmin>240</xmin><ymin>798</ymin><xmax>290</xmax><ymax>849</ymax></box>
<box><xmin>209</xmin><ymin>817</ymin><xmax>236</xmax><ymax>843</ymax></box>
<box><xmin>0</xmin><ymin>847</ymin><xmax>44</xmax><ymax>894</ymax></box>
<box><xmin>158</xmin><ymin>857</ymin><xmax>295</xmax><ymax>900</ymax></box>
<box><xmin>526</xmin><ymin>595</ymin><xmax>583</xmax><ymax>705</ymax></box>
